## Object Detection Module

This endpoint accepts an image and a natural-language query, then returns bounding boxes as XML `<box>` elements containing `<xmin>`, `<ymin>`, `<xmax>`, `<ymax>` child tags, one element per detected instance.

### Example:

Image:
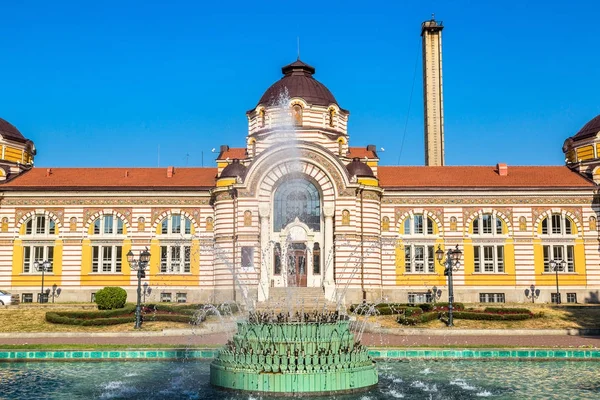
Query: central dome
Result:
<box><xmin>257</xmin><ymin>60</ymin><xmax>338</xmax><ymax>107</ymax></box>
<box><xmin>0</xmin><ymin>118</ymin><xmax>27</xmax><ymax>143</ymax></box>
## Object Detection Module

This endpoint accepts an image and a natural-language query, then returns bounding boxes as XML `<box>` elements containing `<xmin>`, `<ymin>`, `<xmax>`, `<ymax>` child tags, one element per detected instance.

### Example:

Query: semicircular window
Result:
<box><xmin>274</xmin><ymin>178</ymin><xmax>320</xmax><ymax>232</ymax></box>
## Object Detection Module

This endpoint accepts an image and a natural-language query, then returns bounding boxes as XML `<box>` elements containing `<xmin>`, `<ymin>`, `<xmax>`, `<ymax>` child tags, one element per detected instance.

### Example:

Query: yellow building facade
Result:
<box><xmin>0</xmin><ymin>55</ymin><xmax>599</xmax><ymax>306</ymax></box>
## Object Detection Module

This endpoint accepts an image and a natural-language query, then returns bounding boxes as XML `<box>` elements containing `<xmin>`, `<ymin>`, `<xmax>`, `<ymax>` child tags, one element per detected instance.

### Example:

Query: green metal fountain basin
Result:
<box><xmin>210</xmin><ymin>319</ymin><xmax>378</xmax><ymax>394</ymax></box>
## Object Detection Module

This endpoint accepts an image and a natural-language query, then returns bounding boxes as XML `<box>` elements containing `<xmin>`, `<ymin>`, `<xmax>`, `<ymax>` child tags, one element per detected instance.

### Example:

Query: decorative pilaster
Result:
<box><xmin>323</xmin><ymin>206</ymin><xmax>335</xmax><ymax>301</ymax></box>
<box><xmin>258</xmin><ymin>204</ymin><xmax>271</xmax><ymax>302</ymax></box>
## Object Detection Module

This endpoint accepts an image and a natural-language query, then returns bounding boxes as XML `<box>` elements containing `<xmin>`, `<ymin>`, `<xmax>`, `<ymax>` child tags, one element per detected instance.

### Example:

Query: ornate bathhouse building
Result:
<box><xmin>1</xmin><ymin>20</ymin><xmax>599</xmax><ymax>306</ymax></box>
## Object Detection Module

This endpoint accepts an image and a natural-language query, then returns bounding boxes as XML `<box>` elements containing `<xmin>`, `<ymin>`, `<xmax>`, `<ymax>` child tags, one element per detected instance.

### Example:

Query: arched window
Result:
<box><xmin>292</xmin><ymin>104</ymin><xmax>303</xmax><ymax>126</ymax></box>
<box><xmin>541</xmin><ymin>213</ymin><xmax>572</xmax><ymax>235</ymax></box>
<box><xmin>328</xmin><ymin>108</ymin><xmax>336</xmax><ymax>128</ymax></box>
<box><xmin>90</xmin><ymin>214</ymin><xmax>125</xmax><ymax>273</ymax></box>
<box><xmin>22</xmin><ymin>214</ymin><xmax>57</xmax><ymax>273</ymax></box>
<box><xmin>540</xmin><ymin>213</ymin><xmax>575</xmax><ymax>273</ymax></box>
<box><xmin>472</xmin><ymin>213</ymin><xmax>503</xmax><ymax>235</ymax></box>
<box><xmin>403</xmin><ymin>213</ymin><xmax>436</xmax><ymax>274</ymax></box>
<box><xmin>161</xmin><ymin>214</ymin><xmax>191</xmax><ymax>235</ymax></box>
<box><xmin>404</xmin><ymin>214</ymin><xmax>435</xmax><ymax>235</ymax></box>
<box><xmin>259</xmin><ymin>109</ymin><xmax>265</xmax><ymax>128</ymax></box>
<box><xmin>158</xmin><ymin>214</ymin><xmax>192</xmax><ymax>274</ymax></box>
<box><xmin>273</xmin><ymin>179</ymin><xmax>320</xmax><ymax>232</ymax></box>
<box><xmin>93</xmin><ymin>215</ymin><xmax>123</xmax><ymax>235</ymax></box>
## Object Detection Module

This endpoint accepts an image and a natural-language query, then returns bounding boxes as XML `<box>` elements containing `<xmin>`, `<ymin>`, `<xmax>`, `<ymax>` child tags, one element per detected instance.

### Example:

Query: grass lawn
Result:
<box><xmin>0</xmin><ymin>303</ymin><xmax>599</xmax><ymax>333</ymax></box>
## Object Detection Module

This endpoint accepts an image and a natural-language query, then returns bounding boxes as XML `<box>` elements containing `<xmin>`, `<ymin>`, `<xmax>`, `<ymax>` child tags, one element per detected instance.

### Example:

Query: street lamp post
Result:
<box><xmin>127</xmin><ymin>248</ymin><xmax>151</xmax><ymax>329</ymax></box>
<box><xmin>33</xmin><ymin>260</ymin><xmax>52</xmax><ymax>303</ymax></box>
<box><xmin>142</xmin><ymin>282</ymin><xmax>152</xmax><ymax>303</ymax></box>
<box><xmin>524</xmin><ymin>284</ymin><xmax>540</xmax><ymax>303</ymax></box>
<box><xmin>550</xmin><ymin>259</ymin><xmax>567</xmax><ymax>304</ymax></box>
<box><xmin>435</xmin><ymin>245</ymin><xmax>462</xmax><ymax>327</ymax></box>
<box><xmin>47</xmin><ymin>283</ymin><xmax>62</xmax><ymax>303</ymax></box>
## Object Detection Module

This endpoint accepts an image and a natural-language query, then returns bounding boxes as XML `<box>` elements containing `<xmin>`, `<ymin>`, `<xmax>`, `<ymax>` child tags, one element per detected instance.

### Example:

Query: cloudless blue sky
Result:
<box><xmin>1</xmin><ymin>0</ymin><xmax>599</xmax><ymax>167</ymax></box>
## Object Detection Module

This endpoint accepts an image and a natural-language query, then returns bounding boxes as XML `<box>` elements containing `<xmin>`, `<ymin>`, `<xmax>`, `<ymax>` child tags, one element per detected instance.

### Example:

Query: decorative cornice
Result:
<box><xmin>381</xmin><ymin>196</ymin><xmax>592</xmax><ymax>205</ymax></box>
<box><xmin>2</xmin><ymin>198</ymin><xmax>212</xmax><ymax>206</ymax></box>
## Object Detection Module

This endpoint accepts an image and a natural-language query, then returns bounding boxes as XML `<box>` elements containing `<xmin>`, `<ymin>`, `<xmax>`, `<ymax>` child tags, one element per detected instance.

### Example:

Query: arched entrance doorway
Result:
<box><xmin>272</xmin><ymin>178</ymin><xmax>322</xmax><ymax>288</ymax></box>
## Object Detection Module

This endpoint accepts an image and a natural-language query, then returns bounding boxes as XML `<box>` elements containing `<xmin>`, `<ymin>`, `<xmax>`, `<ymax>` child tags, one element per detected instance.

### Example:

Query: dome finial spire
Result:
<box><xmin>297</xmin><ymin>36</ymin><xmax>300</xmax><ymax>61</ymax></box>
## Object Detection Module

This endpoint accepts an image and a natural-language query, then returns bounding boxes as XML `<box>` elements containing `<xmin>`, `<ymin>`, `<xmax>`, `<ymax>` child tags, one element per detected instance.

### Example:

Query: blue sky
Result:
<box><xmin>1</xmin><ymin>0</ymin><xmax>599</xmax><ymax>167</ymax></box>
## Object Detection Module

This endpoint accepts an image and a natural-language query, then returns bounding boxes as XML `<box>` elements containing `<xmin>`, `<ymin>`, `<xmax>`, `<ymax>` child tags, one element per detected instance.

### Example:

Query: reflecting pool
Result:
<box><xmin>0</xmin><ymin>359</ymin><xmax>598</xmax><ymax>399</ymax></box>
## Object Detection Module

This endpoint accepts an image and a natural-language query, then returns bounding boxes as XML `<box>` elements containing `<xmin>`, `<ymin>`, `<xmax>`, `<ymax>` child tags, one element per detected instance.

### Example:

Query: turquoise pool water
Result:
<box><xmin>0</xmin><ymin>359</ymin><xmax>598</xmax><ymax>399</ymax></box>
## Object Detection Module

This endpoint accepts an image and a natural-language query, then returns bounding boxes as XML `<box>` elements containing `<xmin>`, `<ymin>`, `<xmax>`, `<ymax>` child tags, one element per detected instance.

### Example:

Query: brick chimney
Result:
<box><xmin>167</xmin><ymin>166</ymin><xmax>175</xmax><ymax>178</ymax></box>
<box><xmin>496</xmin><ymin>163</ymin><xmax>508</xmax><ymax>176</ymax></box>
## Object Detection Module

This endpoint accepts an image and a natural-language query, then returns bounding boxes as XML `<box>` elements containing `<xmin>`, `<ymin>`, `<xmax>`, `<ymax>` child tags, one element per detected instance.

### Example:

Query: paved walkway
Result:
<box><xmin>0</xmin><ymin>329</ymin><xmax>598</xmax><ymax>348</ymax></box>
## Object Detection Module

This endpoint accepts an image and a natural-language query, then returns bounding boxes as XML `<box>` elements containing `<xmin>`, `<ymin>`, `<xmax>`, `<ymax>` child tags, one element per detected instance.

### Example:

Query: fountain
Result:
<box><xmin>210</xmin><ymin>311</ymin><xmax>377</xmax><ymax>394</ymax></box>
<box><xmin>208</xmin><ymin>88</ymin><xmax>380</xmax><ymax>394</ymax></box>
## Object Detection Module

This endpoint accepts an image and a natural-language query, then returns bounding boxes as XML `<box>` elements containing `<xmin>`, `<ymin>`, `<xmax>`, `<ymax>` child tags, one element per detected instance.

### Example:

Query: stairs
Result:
<box><xmin>257</xmin><ymin>287</ymin><xmax>337</xmax><ymax>312</ymax></box>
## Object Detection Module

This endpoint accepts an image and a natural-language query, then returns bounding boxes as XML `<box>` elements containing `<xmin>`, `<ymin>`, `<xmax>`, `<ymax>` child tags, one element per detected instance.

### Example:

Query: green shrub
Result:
<box><xmin>404</xmin><ymin>307</ymin><xmax>424</xmax><ymax>317</ymax></box>
<box><xmin>417</xmin><ymin>303</ymin><xmax>434</xmax><ymax>312</ymax></box>
<box><xmin>95</xmin><ymin>287</ymin><xmax>127</xmax><ymax>310</ymax></box>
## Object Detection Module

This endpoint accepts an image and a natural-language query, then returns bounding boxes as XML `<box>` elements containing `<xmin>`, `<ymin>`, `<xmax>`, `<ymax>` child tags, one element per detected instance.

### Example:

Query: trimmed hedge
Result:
<box><xmin>46</xmin><ymin>312</ymin><xmax>135</xmax><ymax>326</ymax></box>
<box><xmin>45</xmin><ymin>303</ymin><xmax>208</xmax><ymax>326</ymax></box>
<box><xmin>483</xmin><ymin>307</ymin><xmax>532</xmax><ymax>315</ymax></box>
<box><xmin>51</xmin><ymin>305</ymin><xmax>137</xmax><ymax>319</ymax></box>
<box><xmin>431</xmin><ymin>302</ymin><xmax>465</xmax><ymax>311</ymax></box>
<box><xmin>451</xmin><ymin>311</ymin><xmax>532</xmax><ymax>321</ymax></box>
<box><xmin>397</xmin><ymin>311</ymin><xmax>440</xmax><ymax>325</ymax></box>
<box><xmin>95</xmin><ymin>287</ymin><xmax>127</xmax><ymax>310</ymax></box>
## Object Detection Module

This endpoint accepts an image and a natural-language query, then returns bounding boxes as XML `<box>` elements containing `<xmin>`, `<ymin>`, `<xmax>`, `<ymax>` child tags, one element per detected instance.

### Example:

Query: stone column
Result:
<box><xmin>323</xmin><ymin>206</ymin><xmax>335</xmax><ymax>302</ymax></box>
<box><xmin>258</xmin><ymin>204</ymin><xmax>271</xmax><ymax>302</ymax></box>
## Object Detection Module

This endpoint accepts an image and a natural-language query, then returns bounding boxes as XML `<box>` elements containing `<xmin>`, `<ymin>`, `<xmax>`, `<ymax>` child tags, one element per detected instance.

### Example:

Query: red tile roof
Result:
<box><xmin>219</xmin><ymin>148</ymin><xmax>247</xmax><ymax>160</ymax></box>
<box><xmin>378</xmin><ymin>166</ymin><xmax>595</xmax><ymax>189</ymax></box>
<box><xmin>1</xmin><ymin>167</ymin><xmax>217</xmax><ymax>190</ymax></box>
<box><xmin>348</xmin><ymin>147</ymin><xmax>377</xmax><ymax>159</ymax></box>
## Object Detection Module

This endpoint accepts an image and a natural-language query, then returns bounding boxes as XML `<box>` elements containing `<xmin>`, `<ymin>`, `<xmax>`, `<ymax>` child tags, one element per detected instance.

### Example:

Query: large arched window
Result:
<box><xmin>21</xmin><ymin>214</ymin><xmax>57</xmax><ymax>273</ymax></box>
<box><xmin>90</xmin><ymin>214</ymin><xmax>125</xmax><ymax>273</ymax></box>
<box><xmin>273</xmin><ymin>178</ymin><xmax>320</xmax><ymax>231</ymax></box>
<box><xmin>158</xmin><ymin>214</ymin><xmax>192</xmax><ymax>274</ymax></box>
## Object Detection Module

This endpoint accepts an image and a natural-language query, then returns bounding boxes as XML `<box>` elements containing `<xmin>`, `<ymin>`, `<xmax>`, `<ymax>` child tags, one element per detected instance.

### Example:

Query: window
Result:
<box><xmin>274</xmin><ymin>243</ymin><xmax>282</xmax><ymax>275</ymax></box>
<box><xmin>292</xmin><ymin>104</ymin><xmax>303</xmax><ymax>126</ymax></box>
<box><xmin>474</xmin><ymin>245</ymin><xmax>504</xmax><ymax>273</ymax></box>
<box><xmin>567</xmin><ymin>293</ymin><xmax>577</xmax><ymax>304</ymax></box>
<box><xmin>160</xmin><ymin>292</ymin><xmax>172</xmax><ymax>303</ymax></box>
<box><xmin>92</xmin><ymin>245</ymin><xmax>122</xmax><ymax>273</ymax></box>
<box><xmin>160</xmin><ymin>245</ymin><xmax>191</xmax><ymax>273</ymax></box>
<box><xmin>543</xmin><ymin>245</ymin><xmax>574</xmax><ymax>272</ymax></box>
<box><xmin>404</xmin><ymin>214</ymin><xmax>435</xmax><ymax>235</ymax></box>
<box><xmin>472</xmin><ymin>213</ymin><xmax>503</xmax><ymax>235</ymax></box>
<box><xmin>21</xmin><ymin>293</ymin><xmax>33</xmax><ymax>303</ymax></box>
<box><xmin>404</xmin><ymin>245</ymin><xmax>435</xmax><ymax>273</ymax></box>
<box><xmin>25</xmin><ymin>215</ymin><xmax>56</xmax><ymax>235</ymax></box>
<box><xmin>313</xmin><ymin>243</ymin><xmax>321</xmax><ymax>274</ymax></box>
<box><xmin>241</xmin><ymin>247</ymin><xmax>254</xmax><ymax>272</ymax></box>
<box><xmin>328</xmin><ymin>108</ymin><xmax>336</xmax><ymax>128</ymax></box>
<box><xmin>274</xmin><ymin>179</ymin><xmax>320</xmax><ymax>232</ymax></box>
<box><xmin>90</xmin><ymin>214</ymin><xmax>125</xmax><ymax>274</ymax></box>
<box><xmin>161</xmin><ymin>214</ymin><xmax>192</xmax><ymax>235</ymax></box>
<box><xmin>551</xmin><ymin>293</ymin><xmax>562</xmax><ymax>304</ymax></box>
<box><xmin>91</xmin><ymin>293</ymin><xmax>96</xmax><ymax>303</ymax></box>
<box><xmin>408</xmin><ymin>292</ymin><xmax>433</xmax><ymax>304</ymax></box>
<box><xmin>479</xmin><ymin>293</ymin><xmax>505</xmax><ymax>303</ymax></box>
<box><xmin>176</xmin><ymin>293</ymin><xmax>187</xmax><ymax>303</ymax></box>
<box><xmin>23</xmin><ymin>246</ymin><xmax>54</xmax><ymax>273</ymax></box>
<box><xmin>92</xmin><ymin>215</ymin><xmax>124</xmax><ymax>235</ymax></box>
<box><xmin>541</xmin><ymin>214</ymin><xmax>572</xmax><ymax>235</ymax></box>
